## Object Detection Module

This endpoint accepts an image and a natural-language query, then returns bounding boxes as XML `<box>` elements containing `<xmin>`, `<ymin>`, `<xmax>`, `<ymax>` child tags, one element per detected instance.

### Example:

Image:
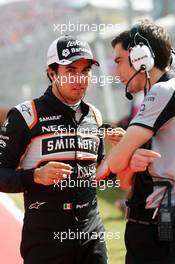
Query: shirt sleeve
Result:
<box><xmin>0</xmin><ymin>108</ymin><xmax>35</xmax><ymax>193</ymax></box>
<box><xmin>129</xmin><ymin>80</ymin><xmax>175</xmax><ymax>133</ymax></box>
<box><xmin>96</xmin><ymin>133</ymin><xmax>115</xmax><ymax>182</ymax></box>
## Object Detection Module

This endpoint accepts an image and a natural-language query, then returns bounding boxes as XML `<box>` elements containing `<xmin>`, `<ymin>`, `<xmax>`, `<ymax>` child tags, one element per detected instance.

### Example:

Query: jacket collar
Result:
<box><xmin>43</xmin><ymin>86</ymin><xmax>89</xmax><ymax>119</ymax></box>
<box><xmin>156</xmin><ymin>70</ymin><xmax>175</xmax><ymax>83</ymax></box>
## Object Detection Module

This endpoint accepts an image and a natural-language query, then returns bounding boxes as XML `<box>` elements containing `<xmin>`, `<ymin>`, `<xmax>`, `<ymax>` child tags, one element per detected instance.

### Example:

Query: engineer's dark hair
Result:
<box><xmin>46</xmin><ymin>63</ymin><xmax>59</xmax><ymax>83</ymax></box>
<box><xmin>111</xmin><ymin>19</ymin><xmax>172</xmax><ymax>70</ymax></box>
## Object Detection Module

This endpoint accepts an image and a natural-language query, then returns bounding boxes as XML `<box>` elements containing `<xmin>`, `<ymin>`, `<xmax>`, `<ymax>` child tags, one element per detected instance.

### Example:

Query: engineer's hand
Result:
<box><xmin>105</xmin><ymin>127</ymin><xmax>125</xmax><ymax>146</ymax></box>
<box><xmin>33</xmin><ymin>161</ymin><xmax>73</xmax><ymax>185</ymax></box>
<box><xmin>130</xmin><ymin>149</ymin><xmax>161</xmax><ymax>172</ymax></box>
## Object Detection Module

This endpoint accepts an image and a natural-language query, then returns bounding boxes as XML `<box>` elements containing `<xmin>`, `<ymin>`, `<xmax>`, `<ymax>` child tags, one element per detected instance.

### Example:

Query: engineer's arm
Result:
<box><xmin>96</xmin><ymin>125</ymin><xmax>158</xmax><ymax>185</ymax></box>
<box><xmin>107</xmin><ymin>125</ymin><xmax>154</xmax><ymax>173</ymax></box>
<box><xmin>115</xmin><ymin>140</ymin><xmax>161</xmax><ymax>190</ymax></box>
<box><xmin>107</xmin><ymin>125</ymin><xmax>154</xmax><ymax>188</ymax></box>
<box><xmin>107</xmin><ymin>81</ymin><xmax>172</xmax><ymax>189</ymax></box>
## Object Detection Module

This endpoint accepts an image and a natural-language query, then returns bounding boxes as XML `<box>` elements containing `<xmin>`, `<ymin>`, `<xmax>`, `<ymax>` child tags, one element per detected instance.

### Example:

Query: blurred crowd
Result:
<box><xmin>0</xmin><ymin>1</ymin><xmax>75</xmax><ymax>46</ymax></box>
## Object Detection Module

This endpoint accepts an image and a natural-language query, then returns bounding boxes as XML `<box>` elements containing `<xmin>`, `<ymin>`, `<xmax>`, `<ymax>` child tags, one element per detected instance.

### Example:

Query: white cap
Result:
<box><xmin>47</xmin><ymin>35</ymin><xmax>99</xmax><ymax>67</ymax></box>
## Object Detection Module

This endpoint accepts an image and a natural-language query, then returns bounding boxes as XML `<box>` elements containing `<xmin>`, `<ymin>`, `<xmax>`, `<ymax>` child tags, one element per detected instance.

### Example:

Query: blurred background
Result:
<box><xmin>0</xmin><ymin>0</ymin><xmax>175</xmax><ymax>263</ymax></box>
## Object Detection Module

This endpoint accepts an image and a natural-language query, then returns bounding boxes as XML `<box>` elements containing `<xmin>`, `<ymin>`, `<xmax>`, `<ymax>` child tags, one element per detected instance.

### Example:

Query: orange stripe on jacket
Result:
<box><xmin>29</xmin><ymin>100</ymin><xmax>37</xmax><ymax>129</ymax></box>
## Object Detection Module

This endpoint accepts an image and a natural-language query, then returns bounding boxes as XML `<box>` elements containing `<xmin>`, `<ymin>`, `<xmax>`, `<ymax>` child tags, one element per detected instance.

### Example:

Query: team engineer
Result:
<box><xmin>108</xmin><ymin>19</ymin><xmax>175</xmax><ymax>264</ymax></box>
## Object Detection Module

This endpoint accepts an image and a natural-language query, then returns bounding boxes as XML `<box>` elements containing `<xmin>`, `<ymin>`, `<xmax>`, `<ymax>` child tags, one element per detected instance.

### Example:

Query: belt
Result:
<box><xmin>126</xmin><ymin>206</ymin><xmax>158</xmax><ymax>225</ymax></box>
<box><xmin>127</xmin><ymin>217</ymin><xmax>158</xmax><ymax>225</ymax></box>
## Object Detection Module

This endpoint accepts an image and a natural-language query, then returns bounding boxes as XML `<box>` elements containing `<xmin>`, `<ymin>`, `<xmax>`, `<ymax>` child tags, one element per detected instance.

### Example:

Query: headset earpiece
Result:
<box><xmin>128</xmin><ymin>25</ymin><xmax>155</xmax><ymax>71</ymax></box>
<box><xmin>129</xmin><ymin>44</ymin><xmax>154</xmax><ymax>71</ymax></box>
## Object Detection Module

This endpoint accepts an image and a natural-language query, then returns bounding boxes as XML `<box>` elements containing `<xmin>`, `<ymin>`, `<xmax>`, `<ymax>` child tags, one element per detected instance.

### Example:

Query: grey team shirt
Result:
<box><xmin>130</xmin><ymin>77</ymin><xmax>175</xmax><ymax>208</ymax></box>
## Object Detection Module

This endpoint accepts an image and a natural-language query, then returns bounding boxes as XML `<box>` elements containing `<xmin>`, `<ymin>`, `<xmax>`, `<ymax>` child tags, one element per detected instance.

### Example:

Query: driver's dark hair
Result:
<box><xmin>111</xmin><ymin>19</ymin><xmax>172</xmax><ymax>70</ymax></box>
<box><xmin>46</xmin><ymin>63</ymin><xmax>59</xmax><ymax>83</ymax></box>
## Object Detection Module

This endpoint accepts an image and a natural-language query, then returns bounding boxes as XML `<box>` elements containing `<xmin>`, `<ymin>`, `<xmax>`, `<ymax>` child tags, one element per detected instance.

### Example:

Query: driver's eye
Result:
<box><xmin>82</xmin><ymin>69</ymin><xmax>90</xmax><ymax>74</ymax></box>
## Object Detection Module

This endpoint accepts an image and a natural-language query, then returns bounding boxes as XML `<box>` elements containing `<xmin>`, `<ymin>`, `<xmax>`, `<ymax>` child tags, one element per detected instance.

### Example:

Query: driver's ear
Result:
<box><xmin>47</xmin><ymin>68</ymin><xmax>55</xmax><ymax>82</ymax></box>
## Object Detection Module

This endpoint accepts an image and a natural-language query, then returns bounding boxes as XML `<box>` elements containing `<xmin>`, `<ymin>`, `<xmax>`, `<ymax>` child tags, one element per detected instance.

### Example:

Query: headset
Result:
<box><xmin>125</xmin><ymin>24</ymin><xmax>175</xmax><ymax>100</ymax></box>
<box><xmin>125</xmin><ymin>24</ymin><xmax>155</xmax><ymax>100</ymax></box>
<box><xmin>128</xmin><ymin>25</ymin><xmax>155</xmax><ymax>71</ymax></box>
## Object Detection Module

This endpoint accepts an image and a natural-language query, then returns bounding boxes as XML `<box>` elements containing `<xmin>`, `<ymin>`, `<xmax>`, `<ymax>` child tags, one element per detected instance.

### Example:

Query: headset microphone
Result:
<box><xmin>125</xmin><ymin>91</ymin><xmax>133</xmax><ymax>100</ymax></box>
<box><xmin>125</xmin><ymin>65</ymin><xmax>146</xmax><ymax>100</ymax></box>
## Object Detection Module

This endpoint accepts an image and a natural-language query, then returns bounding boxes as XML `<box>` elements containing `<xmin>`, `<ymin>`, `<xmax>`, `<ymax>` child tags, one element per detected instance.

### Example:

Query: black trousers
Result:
<box><xmin>125</xmin><ymin>221</ymin><xmax>175</xmax><ymax>264</ymax></box>
<box><xmin>23</xmin><ymin>238</ymin><xmax>107</xmax><ymax>264</ymax></box>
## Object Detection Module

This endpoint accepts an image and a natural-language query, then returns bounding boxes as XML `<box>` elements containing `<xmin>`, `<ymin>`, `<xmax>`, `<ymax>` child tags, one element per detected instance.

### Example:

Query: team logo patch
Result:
<box><xmin>2</xmin><ymin>118</ymin><xmax>9</xmax><ymax>128</ymax></box>
<box><xmin>63</xmin><ymin>203</ymin><xmax>73</xmax><ymax>210</ymax></box>
<box><xmin>21</xmin><ymin>104</ymin><xmax>32</xmax><ymax>116</ymax></box>
<box><xmin>29</xmin><ymin>201</ymin><xmax>46</xmax><ymax>210</ymax></box>
<box><xmin>0</xmin><ymin>139</ymin><xmax>6</xmax><ymax>148</ymax></box>
<box><xmin>62</xmin><ymin>49</ymin><xmax>70</xmax><ymax>57</ymax></box>
<box><xmin>41</xmin><ymin>136</ymin><xmax>98</xmax><ymax>156</ymax></box>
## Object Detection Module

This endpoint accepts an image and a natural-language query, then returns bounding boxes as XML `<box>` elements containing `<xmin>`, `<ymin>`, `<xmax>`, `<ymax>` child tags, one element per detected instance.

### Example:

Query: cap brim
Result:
<box><xmin>69</xmin><ymin>55</ymin><xmax>100</xmax><ymax>66</ymax></box>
